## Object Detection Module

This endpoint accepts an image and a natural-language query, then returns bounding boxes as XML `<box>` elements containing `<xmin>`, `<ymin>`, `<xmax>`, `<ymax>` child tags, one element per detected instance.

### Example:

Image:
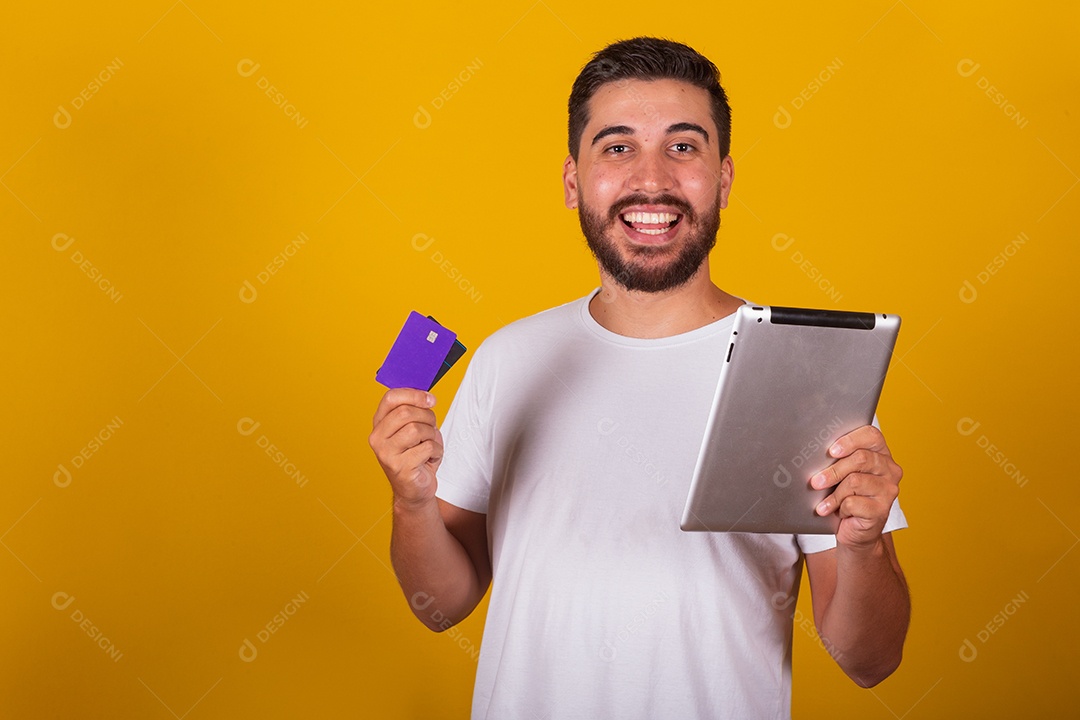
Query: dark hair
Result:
<box><xmin>567</xmin><ymin>37</ymin><xmax>731</xmax><ymax>161</ymax></box>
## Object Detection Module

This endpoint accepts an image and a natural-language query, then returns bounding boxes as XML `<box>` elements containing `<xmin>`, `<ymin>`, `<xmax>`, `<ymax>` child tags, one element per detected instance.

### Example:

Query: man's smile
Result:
<box><xmin>619</xmin><ymin>210</ymin><xmax>682</xmax><ymax>236</ymax></box>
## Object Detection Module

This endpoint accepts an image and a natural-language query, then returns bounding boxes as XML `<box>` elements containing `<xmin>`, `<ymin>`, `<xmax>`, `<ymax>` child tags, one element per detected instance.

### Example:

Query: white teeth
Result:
<box><xmin>621</xmin><ymin>211</ymin><xmax>679</xmax><ymax>225</ymax></box>
<box><xmin>636</xmin><ymin>227</ymin><xmax>670</xmax><ymax>235</ymax></box>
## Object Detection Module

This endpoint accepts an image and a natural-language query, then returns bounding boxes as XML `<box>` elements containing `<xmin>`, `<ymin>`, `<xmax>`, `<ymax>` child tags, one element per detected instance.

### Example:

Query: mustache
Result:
<box><xmin>606</xmin><ymin>194</ymin><xmax>695</xmax><ymax>223</ymax></box>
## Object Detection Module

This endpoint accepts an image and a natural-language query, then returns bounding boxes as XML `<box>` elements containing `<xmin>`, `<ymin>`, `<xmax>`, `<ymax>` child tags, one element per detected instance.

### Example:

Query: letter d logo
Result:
<box><xmin>773</xmin><ymin>105</ymin><xmax>792</xmax><ymax>129</ymax></box>
<box><xmin>52</xmin><ymin>233</ymin><xmax>75</xmax><ymax>252</ymax></box>
<box><xmin>771</xmin><ymin>233</ymin><xmax>794</xmax><ymax>252</ymax></box>
<box><xmin>959</xmin><ymin>638</ymin><xmax>978</xmax><ymax>662</ymax></box>
<box><xmin>239</xmin><ymin>638</ymin><xmax>258</xmax><ymax>662</ymax></box>
<box><xmin>956</xmin><ymin>59</ymin><xmax>981</xmax><ymax>78</ymax></box>
<box><xmin>771</xmin><ymin>591</ymin><xmax>795</xmax><ymax>611</ymax></box>
<box><xmin>237</xmin><ymin>59</ymin><xmax>260</xmax><ymax>78</ymax></box>
<box><xmin>773</xmin><ymin>464</ymin><xmax>792</xmax><ymax>488</ymax></box>
<box><xmin>413</xmin><ymin>105</ymin><xmax>432</xmax><ymax>130</ymax></box>
<box><xmin>410</xmin><ymin>591</ymin><xmax>435</xmax><ymax>611</ymax></box>
<box><xmin>956</xmin><ymin>417</ymin><xmax>981</xmax><ymax>437</ymax></box>
<box><xmin>54</xmin><ymin>464</ymin><xmax>72</xmax><ymax>488</ymax></box>
<box><xmin>239</xmin><ymin>280</ymin><xmax>258</xmax><ymax>304</ymax></box>
<box><xmin>959</xmin><ymin>279</ymin><xmax>978</xmax><ymax>304</ymax></box>
<box><xmin>237</xmin><ymin>417</ymin><xmax>261</xmax><ymax>436</ymax></box>
<box><xmin>52</xmin><ymin>591</ymin><xmax>75</xmax><ymax>611</ymax></box>
<box><xmin>411</xmin><ymin>233</ymin><xmax>434</xmax><ymax>252</ymax></box>
<box><xmin>53</xmin><ymin>105</ymin><xmax>72</xmax><ymax>129</ymax></box>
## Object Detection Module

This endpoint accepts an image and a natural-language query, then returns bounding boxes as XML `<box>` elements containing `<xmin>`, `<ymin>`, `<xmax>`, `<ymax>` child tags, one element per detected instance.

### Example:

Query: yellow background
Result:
<box><xmin>2</xmin><ymin>1</ymin><xmax>1077</xmax><ymax>717</ymax></box>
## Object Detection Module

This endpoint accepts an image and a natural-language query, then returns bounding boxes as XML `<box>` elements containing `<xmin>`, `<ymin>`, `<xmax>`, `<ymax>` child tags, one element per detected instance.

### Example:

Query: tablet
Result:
<box><xmin>680</xmin><ymin>304</ymin><xmax>900</xmax><ymax>534</ymax></box>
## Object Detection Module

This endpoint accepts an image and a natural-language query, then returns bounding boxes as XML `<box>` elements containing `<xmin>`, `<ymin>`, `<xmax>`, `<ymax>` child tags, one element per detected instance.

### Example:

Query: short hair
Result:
<box><xmin>567</xmin><ymin>37</ymin><xmax>732</xmax><ymax>161</ymax></box>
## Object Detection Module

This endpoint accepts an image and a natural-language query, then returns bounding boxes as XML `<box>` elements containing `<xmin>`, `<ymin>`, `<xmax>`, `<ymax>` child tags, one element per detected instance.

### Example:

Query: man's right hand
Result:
<box><xmin>369</xmin><ymin>388</ymin><xmax>443</xmax><ymax>507</ymax></box>
<box><xmin>370</xmin><ymin>387</ymin><xmax>491</xmax><ymax>631</ymax></box>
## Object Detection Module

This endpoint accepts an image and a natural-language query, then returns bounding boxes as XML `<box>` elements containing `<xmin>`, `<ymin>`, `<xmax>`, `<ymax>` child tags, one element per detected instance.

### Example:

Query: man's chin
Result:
<box><xmin>603</xmin><ymin>259</ymin><xmax>705</xmax><ymax>294</ymax></box>
<box><xmin>624</xmin><ymin>242</ymin><xmax>681</xmax><ymax>259</ymax></box>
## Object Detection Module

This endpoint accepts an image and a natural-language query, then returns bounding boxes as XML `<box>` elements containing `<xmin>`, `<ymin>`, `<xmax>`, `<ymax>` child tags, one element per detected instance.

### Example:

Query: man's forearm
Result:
<box><xmin>819</xmin><ymin>537</ymin><xmax>910</xmax><ymax>686</ymax></box>
<box><xmin>390</xmin><ymin>497</ymin><xmax>486</xmax><ymax>632</ymax></box>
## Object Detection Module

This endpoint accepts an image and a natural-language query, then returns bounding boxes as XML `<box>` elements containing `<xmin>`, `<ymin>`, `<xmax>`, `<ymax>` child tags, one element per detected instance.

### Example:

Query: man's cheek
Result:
<box><xmin>585</xmin><ymin>169</ymin><xmax>623</xmax><ymax>199</ymax></box>
<box><xmin>683</xmin><ymin>175</ymin><xmax>714</xmax><ymax>205</ymax></box>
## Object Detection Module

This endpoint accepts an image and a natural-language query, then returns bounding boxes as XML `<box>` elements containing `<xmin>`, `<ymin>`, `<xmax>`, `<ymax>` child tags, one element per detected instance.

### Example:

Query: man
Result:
<box><xmin>370</xmin><ymin>37</ymin><xmax>910</xmax><ymax>719</ymax></box>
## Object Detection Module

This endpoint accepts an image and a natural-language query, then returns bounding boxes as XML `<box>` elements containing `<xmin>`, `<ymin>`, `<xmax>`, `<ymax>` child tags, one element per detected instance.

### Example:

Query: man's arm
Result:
<box><xmin>369</xmin><ymin>388</ymin><xmax>491</xmax><ymax>632</ymax></box>
<box><xmin>805</xmin><ymin>533</ymin><xmax>909</xmax><ymax>686</ymax></box>
<box><xmin>804</xmin><ymin>425</ymin><xmax>911</xmax><ymax>686</ymax></box>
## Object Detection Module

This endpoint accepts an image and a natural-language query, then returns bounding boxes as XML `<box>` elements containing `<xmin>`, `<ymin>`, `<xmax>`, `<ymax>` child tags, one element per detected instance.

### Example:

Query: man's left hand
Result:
<box><xmin>811</xmin><ymin>425</ymin><xmax>902</xmax><ymax>551</ymax></box>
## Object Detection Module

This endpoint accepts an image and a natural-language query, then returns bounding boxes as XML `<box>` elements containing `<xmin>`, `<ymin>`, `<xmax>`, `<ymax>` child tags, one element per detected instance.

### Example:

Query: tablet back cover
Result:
<box><xmin>680</xmin><ymin>305</ymin><xmax>900</xmax><ymax>534</ymax></box>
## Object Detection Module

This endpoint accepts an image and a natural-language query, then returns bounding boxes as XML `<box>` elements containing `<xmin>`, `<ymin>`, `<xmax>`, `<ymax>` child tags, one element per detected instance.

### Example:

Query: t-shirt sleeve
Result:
<box><xmin>797</xmin><ymin>414</ymin><xmax>909</xmax><ymax>554</ymax></box>
<box><xmin>434</xmin><ymin>341</ymin><xmax>495</xmax><ymax>514</ymax></box>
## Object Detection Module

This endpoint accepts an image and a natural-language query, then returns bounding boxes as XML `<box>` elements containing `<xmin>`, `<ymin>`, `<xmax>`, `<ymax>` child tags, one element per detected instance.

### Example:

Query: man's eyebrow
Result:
<box><xmin>668</xmin><ymin>122</ymin><xmax>710</xmax><ymax>143</ymax></box>
<box><xmin>591</xmin><ymin>123</ymin><xmax>711</xmax><ymax>147</ymax></box>
<box><xmin>591</xmin><ymin>125</ymin><xmax>635</xmax><ymax>145</ymax></box>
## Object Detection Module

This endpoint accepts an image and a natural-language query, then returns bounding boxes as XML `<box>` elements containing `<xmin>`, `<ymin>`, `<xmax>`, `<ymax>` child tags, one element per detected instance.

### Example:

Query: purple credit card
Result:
<box><xmin>376</xmin><ymin>312</ymin><xmax>458</xmax><ymax>390</ymax></box>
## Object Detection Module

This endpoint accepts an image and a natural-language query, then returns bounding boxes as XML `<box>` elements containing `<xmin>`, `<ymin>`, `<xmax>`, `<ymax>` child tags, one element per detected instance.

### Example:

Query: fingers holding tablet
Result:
<box><xmin>811</xmin><ymin>425</ymin><xmax>902</xmax><ymax>547</ymax></box>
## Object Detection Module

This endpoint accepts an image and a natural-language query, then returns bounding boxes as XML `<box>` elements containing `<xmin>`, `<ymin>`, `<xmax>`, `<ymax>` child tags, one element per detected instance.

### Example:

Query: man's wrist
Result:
<box><xmin>836</xmin><ymin>533</ymin><xmax>888</xmax><ymax>560</ymax></box>
<box><xmin>392</xmin><ymin>493</ymin><xmax>440</xmax><ymax>519</ymax></box>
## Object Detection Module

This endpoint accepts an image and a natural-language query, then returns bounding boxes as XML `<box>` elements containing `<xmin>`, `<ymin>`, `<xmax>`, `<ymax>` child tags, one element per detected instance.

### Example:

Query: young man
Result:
<box><xmin>370</xmin><ymin>37</ymin><xmax>910</xmax><ymax>719</ymax></box>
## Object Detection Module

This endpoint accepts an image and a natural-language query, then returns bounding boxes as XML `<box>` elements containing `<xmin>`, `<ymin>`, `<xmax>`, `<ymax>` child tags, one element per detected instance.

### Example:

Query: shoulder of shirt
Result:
<box><xmin>469</xmin><ymin>295</ymin><xmax>585</xmax><ymax>361</ymax></box>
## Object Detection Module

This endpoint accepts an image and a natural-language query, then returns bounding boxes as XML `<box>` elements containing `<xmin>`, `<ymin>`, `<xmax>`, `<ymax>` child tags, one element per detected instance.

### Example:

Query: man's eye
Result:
<box><xmin>672</xmin><ymin>142</ymin><xmax>694</xmax><ymax>153</ymax></box>
<box><xmin>606</xmin><ymin>145</ymin><xmax>629</xmax><ymax>154</ymax></box>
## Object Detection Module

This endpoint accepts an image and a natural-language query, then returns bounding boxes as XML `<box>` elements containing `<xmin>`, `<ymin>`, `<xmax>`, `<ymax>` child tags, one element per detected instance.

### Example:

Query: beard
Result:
<box><xmin>577</xmin><ymin>191</ymin><xmax>721</xmax><ymax>293</ymax></box>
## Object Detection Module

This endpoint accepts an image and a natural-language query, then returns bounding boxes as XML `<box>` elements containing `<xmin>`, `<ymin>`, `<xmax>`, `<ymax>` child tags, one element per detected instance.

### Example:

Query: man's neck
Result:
<box><xmin>587</xmin><ymin>267</ymin><xmax>743</xmax><ymax>339</ymax></box>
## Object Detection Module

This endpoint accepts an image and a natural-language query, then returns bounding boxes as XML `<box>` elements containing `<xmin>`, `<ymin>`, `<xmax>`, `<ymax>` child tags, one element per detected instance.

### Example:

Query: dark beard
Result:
<box><xmin>577</xmin><ymin>191</ymin><xmax>721</xmax><ymax>293</ymax></box>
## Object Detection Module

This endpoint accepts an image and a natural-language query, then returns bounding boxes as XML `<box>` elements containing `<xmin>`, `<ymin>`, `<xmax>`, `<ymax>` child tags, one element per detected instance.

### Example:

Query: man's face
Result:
<box><xmin>563</xmin><ymin>78</ymin><xmax>734</xmax><ymax>293</ymax></box>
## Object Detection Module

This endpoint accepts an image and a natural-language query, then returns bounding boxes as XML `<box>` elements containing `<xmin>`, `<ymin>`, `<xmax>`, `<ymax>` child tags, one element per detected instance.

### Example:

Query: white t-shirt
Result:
<box><xmin>436</xmin><ymin>291</ymin><xmax>907</xmax><ymax>720</ymax></box>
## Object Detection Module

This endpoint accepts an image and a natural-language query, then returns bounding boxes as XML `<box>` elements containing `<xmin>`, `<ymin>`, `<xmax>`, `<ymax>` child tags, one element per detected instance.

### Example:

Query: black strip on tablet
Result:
<box><xmin>769</xmin><ymin>306</ymin><xmax>876</xmax><ymax>330</ymax></box>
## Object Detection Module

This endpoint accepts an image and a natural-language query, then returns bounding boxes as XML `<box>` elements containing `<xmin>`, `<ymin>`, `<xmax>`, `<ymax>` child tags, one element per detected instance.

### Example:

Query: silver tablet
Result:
<box><xmin>680</xmin><ymin>304</ymin><xmax>900</xmax><ymax>534</ymax></box>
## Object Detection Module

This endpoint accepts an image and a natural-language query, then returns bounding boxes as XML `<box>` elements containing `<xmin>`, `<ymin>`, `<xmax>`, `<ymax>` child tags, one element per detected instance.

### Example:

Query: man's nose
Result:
<box><xmin>627</xmin><ymin>150</ymin><xmax>675</xmax><ymax>194</ymax></box>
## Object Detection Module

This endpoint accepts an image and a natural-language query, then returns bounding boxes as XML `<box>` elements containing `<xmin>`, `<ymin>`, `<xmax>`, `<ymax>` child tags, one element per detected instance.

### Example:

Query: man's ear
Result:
<box><xmin>563</xmin><ymin>155</ymin><xmax>578</xmax><ymax>209</ymax></box>
<box><xmin>718</xmin><ymin>155</ymin><xmax>735</xmax><ymax>210</ymax></box>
